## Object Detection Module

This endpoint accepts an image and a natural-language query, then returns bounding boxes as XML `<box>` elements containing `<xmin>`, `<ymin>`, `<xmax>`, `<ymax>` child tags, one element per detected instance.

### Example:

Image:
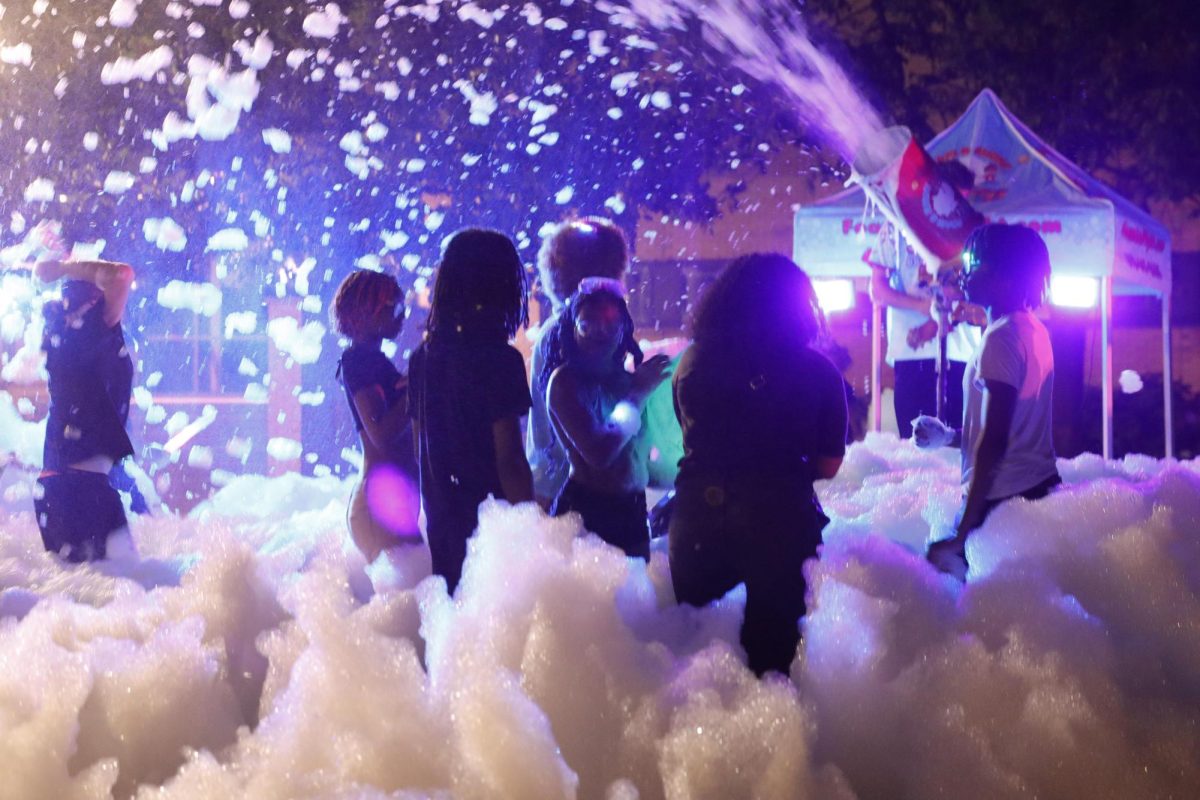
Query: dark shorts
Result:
<box><xmin>669</xmin><ymin>473</ymin><xmax>828</xmax><ymax>676</ymax></box>
<box><xmin>35</xmin><ymin>470</ymin><xmax>128</xmax><ymax>562</ymax></box>
<box><xmin>981</xmin><ymin>473</ymin><xmax>1063</xmax><ymax>521</ymax></box>
<box><xmin>552</xmin><ymin>480</ymin><xmax>650</xmax><ymax>561</ymax></box>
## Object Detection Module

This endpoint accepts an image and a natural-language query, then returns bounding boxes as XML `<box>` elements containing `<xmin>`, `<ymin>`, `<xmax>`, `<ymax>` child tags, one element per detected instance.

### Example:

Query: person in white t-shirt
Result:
<box><xmin>914</xmin><ymin>223</ymin><xmax>1060</xmax><ymax>574</ymax></box>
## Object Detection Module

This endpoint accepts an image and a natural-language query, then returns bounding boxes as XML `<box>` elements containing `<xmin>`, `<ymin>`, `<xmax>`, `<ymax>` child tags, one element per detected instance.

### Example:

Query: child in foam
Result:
<box><xmin>407</xmin><ymin>229</ymin><xmax>534</xmax><ymax>594</ymax></box>
<box><xmin>34</xmin><ymin>258</ymin><xmax>136</xmax><ymax>562</ymax></box>
<box><xmin>332</xmin><ymin>269</ymin><xmax>422</xmax><ymax>564</ymax></box>
<box><xmin>915</xmin><ymin>224</ymin><xmax>1061</xmax><ymax>575</ymax></box>
<box><xmin>527</xmin><ymin>217</ymin><xmax>631</xmax><ymax>508</ymax></box>
<box><xmin>540</xmin><ymin>279</ymin><xmax>671</xmax><ymax>560</ymax></box>
<box><xmin>669</xmin><ymin>254</ymin><xmax>847</xmax><ymax>676</ymax></box>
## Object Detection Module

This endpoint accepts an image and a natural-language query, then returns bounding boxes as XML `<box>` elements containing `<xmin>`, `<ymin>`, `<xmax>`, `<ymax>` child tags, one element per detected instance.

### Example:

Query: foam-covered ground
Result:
<box><xmin>1</xmin><ymin>434</ymin><xmax>1198</xmax><ymax>800</ymax></box>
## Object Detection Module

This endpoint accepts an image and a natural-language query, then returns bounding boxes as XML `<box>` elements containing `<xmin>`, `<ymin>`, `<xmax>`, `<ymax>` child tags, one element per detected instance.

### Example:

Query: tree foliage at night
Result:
<box><xmin>0</xmin><ymin>0</ymin><xmax>819</xmax><ymax>294</ymax></box>
<box><xmin>806</xmin><ymin>0</ymin><xmax>1200</xmax><ymax>208</ymax></box>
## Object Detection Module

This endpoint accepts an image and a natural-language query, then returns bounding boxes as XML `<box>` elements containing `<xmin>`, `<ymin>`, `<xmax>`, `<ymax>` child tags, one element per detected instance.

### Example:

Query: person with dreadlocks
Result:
<box><xmin>332</xmin><ymin>268</ymin><xmax>421</xmax><ymax>564</ymax></box>
<box><xmin>33</xmin><ymin>258</ymin><xmax>136</xmax><ymax>562</ymax></box>
<box><xmin>916</xmin><ymin>224</ymin><xmax>1060</xmax><ymax>577</ymax></box>
<box><xmin>407</xmin><ymin>228</ymin><xmax>534</xmax><ymax>594</ymax></box>
<box><xmin>542</xmin><ymin>278</ymin><xmax>672</xmax><ymax>560</ymax></box>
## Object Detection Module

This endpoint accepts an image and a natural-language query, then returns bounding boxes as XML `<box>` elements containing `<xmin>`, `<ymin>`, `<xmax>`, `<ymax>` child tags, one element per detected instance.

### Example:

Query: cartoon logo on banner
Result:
<box><xmin>895</xmin><ymin>137</ymin><xmax>984</xmax><ymax>261</ymax></box>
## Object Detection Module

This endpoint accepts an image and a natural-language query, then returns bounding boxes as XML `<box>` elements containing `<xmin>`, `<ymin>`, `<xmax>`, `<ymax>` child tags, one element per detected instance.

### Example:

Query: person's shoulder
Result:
<box><xmin>546</xmin><ymin>362</ymin><xmax>581</xmax><ymax>394</ymax></box>
<box><xmin>802</xmin><ymin>346</ymin><xmax>844</xmax><ymax>383</ymax></box>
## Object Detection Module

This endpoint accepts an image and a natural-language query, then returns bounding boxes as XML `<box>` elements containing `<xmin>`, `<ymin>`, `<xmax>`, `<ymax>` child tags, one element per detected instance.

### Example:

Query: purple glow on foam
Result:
<box><xmin>1050</xmin><ymin>275</ymin><xmax>1099</xmax><ymax>309</ymax></box>
<box><xmin>365</xmin><ymin>463</ymin><xmax>420</xmax><ymax>537</ymax></box>
<box><xmin>814</xmin><ymin>278</ymin><xmax>856</xmax><ymax>314</ymax></box>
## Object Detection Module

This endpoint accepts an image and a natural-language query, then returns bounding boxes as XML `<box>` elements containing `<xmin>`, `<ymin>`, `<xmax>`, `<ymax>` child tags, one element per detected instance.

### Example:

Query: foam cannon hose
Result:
<box><xmin>851</xmin><ymin>126</ymin><xmax>984</xmax><ymax>422</ymax></box>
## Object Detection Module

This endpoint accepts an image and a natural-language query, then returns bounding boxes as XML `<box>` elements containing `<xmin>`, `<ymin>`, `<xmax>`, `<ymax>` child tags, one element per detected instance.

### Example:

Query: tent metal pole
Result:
<box><xmin>1163</xmin><ymin>290</ymin><xmax>1174</xmax><ymax>459</ymax></box>
<box><xmin>1101</xmin><ymin>276</ymin><xmax>1114</xmax><ymax>459</ymax></box>
<box><xmin>871</xmin><ymin>299</ymin><xmax>883</xmax><ymax>433</ymax></box>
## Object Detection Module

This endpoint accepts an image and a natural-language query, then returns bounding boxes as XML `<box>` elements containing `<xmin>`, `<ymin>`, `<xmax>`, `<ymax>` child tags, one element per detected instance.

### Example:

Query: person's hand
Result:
<box><xmin>30</xmin><ymin>221</ymin><xmax>68</xmax><ymax>261</ymax></box>
<box><xmin>630</xmin><ymin>354</ymin><xmax>672</xmax><ymax>401</ymax></box>
<box><xmin>951</xmin><ymin>300</ymin><xmax>987</xmax><ymax>327</ymax></box>
<box><xmin>906</xmin><ymin>318</ymin><xmax>938</xmax><ymax>349</ymax></box>
<box><xmin>912</xmin><ymin>415</ymin><xmax>954</xmax><ymax>448</ymax></box>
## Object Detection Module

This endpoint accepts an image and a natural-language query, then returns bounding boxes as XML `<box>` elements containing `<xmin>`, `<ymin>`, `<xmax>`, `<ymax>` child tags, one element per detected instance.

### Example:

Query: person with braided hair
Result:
<box><xmin>542</xmin><ymin>278</ymin><xmax>671</xmax><ymax>560</ymax></box>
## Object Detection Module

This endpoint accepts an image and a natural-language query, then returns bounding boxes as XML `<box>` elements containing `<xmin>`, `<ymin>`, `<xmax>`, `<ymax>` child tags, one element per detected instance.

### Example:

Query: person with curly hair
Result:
<box><xmin>332</xmin><ymin>268</ymin><xmax>421</xmax><ymax>564</ymax></box>
<box><xmin>669</xmin><ymin>253</ymin><xmax>848</xmax><ymax>676</ymax></box>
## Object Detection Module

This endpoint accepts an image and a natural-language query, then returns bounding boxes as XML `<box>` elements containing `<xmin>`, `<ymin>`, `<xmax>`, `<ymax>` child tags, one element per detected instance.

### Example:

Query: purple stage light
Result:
<box><xmin>1050</xmin><ymin>275</ymin><xmax>1099</xmax><ymax>309</ymax></box>
<box><xmin>365</xmin><ymin>463</ymin><xmax>421</xmax><ymax>536</ymax></box>
<box><xmin>814</xmin><ymin>278</ymin><xmax>856</xmax><ymax>314</ymax></box>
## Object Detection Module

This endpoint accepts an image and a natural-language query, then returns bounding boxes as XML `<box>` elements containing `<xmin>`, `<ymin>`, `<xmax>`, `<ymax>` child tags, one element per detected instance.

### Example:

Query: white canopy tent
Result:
<box><xmin>794</xmin><ymin>89</ymin><xmax>1174</xmax><ymax>458</ymax></box>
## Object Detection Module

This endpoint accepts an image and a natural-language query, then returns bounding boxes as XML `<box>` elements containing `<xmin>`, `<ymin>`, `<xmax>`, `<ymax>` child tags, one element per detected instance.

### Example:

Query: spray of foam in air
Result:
<box><xmin>627</xmin><ymin>0</ymin><xmax>886</xmax><ymax>159</ymax></box>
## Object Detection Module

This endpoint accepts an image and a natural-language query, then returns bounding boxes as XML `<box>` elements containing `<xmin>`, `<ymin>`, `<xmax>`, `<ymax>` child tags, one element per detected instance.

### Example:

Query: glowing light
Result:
<box><xmin>365</xmin><ymin>463</ymin><xmax>421</xmax><ymax>536</ymax></box>
<box><xmin>814</xmin><ymin>279</ymin><xmax>855</xmax><ymax>314</ymax></box>
<box><xmin>1050</xmin><ymin>275</ymin><xmax>1099</xmax><ymax>309</ymax></box>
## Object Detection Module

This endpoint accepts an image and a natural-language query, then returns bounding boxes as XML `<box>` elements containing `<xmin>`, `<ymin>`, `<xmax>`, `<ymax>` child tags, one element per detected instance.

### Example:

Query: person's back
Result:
<box><xmin>674</xmin><ymin>340</ymin><xmax>846</xmax><ymax>486</ymax></box>
<box><xmin>408</xmin><ymin>228</ymin><xmax>533</xmax><ymax>593</ymax></box>
<box><xmin>668</xmin><ymin>253</ymin><xmax>847</xmax><ymax>676</ymax></box>
<box><xmin>44</xmin><ymin>308</ymin><xmax>134</xmax><ymax>473</ymax></box>
<box><xmin>409</xmin><ymin>334</ymin><xmax>529</xmax><ymax>511</ymax></box>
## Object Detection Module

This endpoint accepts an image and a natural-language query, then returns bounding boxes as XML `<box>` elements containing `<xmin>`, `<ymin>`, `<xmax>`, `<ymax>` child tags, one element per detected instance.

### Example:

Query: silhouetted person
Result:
<box><xmin>407</xmin><ymin>229</ymin><xmax>534</xmax><ymax>593</ymax></box>
<box><xmin>669</xmin><ymin>254</ymin><xmax>847</xmax><ymax>676</ymax></box>
<box><xmin>34</xmin><ymin>259</ymin><xmax>136</xmax><ymax>562</ymax></box>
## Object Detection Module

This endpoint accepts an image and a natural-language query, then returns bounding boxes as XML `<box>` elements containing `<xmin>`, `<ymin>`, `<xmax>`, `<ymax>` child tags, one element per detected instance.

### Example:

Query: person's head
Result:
<box><xmin>537</xmin><ymin>278</ymin><xmax>642</xmax><ymax>392</ymax></box>
<box><xmin>689</xmin><ymin>253</ymin><xmax>825</xmax><ymax>348</ymax></box>
<box><xmin>427</xmin><ymin>228</ymin><xmax>529</xmax><ymax>341</ymax></box>
<box><xmin>962</xmin><ymin>223</ymin><xmax>1051</xmax><ymax>312</ymax></box>
<box><xmin>536</xmin><ymin>217</ymin><xmax>628</xmax><ymax>310</ymax></box>
<box><xmin>41</xmin><ymin>280</ymin><xmax>105</xmax><ymax>349</ymax></box>
<box><xmin>332</xmin><ymin>269</ymin><xmax>405</xmax><ymax>343</ymax></box>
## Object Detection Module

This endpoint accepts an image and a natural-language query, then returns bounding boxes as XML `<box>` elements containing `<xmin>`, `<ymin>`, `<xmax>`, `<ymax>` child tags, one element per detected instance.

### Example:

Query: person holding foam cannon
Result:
<box><xmin>867</xmin><ymin>160</ymin><xmax>984</xmax><ymax>438</ymax></box>
<box><xmin>915</xmin><ymin>224</ymin><xmax>1060</xmax><ymax>575</ymax></box>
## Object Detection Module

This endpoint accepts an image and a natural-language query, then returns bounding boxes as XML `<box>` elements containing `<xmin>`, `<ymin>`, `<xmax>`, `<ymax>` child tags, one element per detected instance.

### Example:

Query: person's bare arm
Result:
<box><xmin>36</xmin><ymin>259</ymin><xmax>134</xmax><ymax>326</ymax></box>
<box><xmin>352</xmin><ymin>385</ymin><xmax>411</xmax><ymax>451</ymax></box>
<box><xmin>548</xmin><ymin>356</ymin><xmax>671</xmax><ymax>470</ymax></box>
<box><xmin>956</xmin><ymin>379</ymin><xmax>1018</xmax><ymax>537</ymax></box>
<box><xmin>548</xmin><ymin>369</ymin><xmax>634</xmax><ymax>469</ymax></box>
<box><xmin>492</xmin><ymin>415</ymin><xmax>533</xmax><ymax>503</ymax></box>
<box><xmin>868</xmin><ymin>264</ymin><xmax>933</xmax><ymax>314</ymax></box>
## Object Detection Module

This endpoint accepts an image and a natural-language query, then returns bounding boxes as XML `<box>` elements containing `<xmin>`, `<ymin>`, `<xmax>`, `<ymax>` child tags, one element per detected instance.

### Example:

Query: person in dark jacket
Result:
<box><xmin>34</xmin><ymin>258</ymin><xmax>136</xmax><ymax>562</ymax></box>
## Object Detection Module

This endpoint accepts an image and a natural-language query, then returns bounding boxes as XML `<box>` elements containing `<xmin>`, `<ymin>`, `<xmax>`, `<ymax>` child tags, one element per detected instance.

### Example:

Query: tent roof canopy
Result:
<box><xmin>795</xmin><ymin>89</ymin><xmax>1171</xmax><ymax>296</ymax></box>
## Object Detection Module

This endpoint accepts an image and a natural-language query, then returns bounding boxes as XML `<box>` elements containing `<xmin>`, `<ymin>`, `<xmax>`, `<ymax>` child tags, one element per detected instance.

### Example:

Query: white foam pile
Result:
<box><xmin>1</xmin><ymin>434</ymin><xmax>1197</xmax><ymax>799</ymax></box>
